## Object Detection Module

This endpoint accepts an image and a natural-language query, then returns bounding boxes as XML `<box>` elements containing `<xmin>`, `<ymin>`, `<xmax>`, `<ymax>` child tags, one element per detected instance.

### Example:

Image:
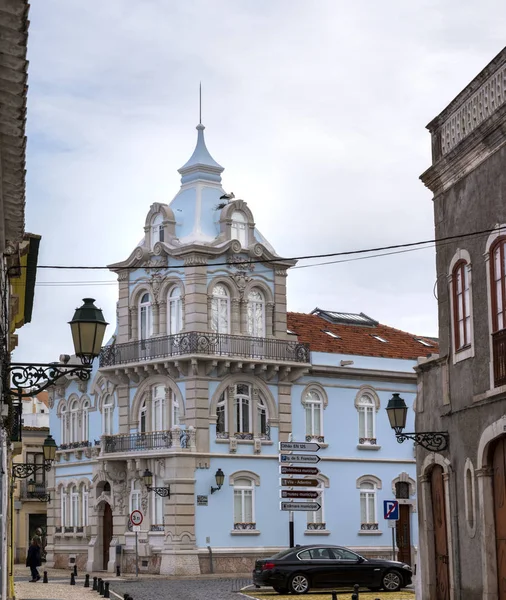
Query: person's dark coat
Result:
<box><xmin>26</xmin><ymin>544</ymin><xmax>41</xmax><ymax>568</ymax></box>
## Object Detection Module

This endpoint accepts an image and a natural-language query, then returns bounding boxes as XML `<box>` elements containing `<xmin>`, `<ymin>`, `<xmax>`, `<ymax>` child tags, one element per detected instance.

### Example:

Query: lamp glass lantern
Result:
<box><xmin>215</xmin><ymin>468</ymin><xmax>225</xmax><ymax>489</ymax></box>
<box><xmin>43</xmin><ymin>434</ymin><xmax>57</xmax><ymax>463</ymax></box>
<box><xmin>386</xmin><ymin>393</ymin><xmax>408</xmax><ymax>435</ymax></box>
<box><xmin>142</xmin><ymin>469</ymin><xmax>153</xmax><ymax>488</ymax></box>
<box><xmin>27</xmin><ymin>479</ymin><xmax>36</xmax><ymax>495</ymax></box>
<box><xmin>69</xmin><ymin>298</ymin><xmax>109</xmax><ymax>366</ymax></box>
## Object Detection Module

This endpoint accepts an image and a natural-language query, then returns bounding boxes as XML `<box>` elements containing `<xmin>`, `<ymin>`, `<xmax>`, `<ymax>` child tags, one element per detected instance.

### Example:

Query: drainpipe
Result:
<box><xmin>207</xmin><ymin>545</ymin><xmax>214</xmax><ymax>574</ymax></box>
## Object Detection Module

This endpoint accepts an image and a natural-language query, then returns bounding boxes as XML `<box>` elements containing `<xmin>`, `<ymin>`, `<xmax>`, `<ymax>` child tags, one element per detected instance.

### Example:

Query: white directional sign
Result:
<box><xmin>280</xmin><ymin>501</ymin><xmax>321</xmax><ymax>512</ymax></box>
<box><xmin>280</xmin><ymin>454</ymin><xmax>321</xmax><ymax>464</ymax></box>
<box><xmin>280</xmin><ymin>466</ymin><xmax>321</xmax><ymax>476</ymax></box>
<box><xmin>279</xmin><ymin>442</ymin><xmax>321</xmax><ymax>452</ymax></box>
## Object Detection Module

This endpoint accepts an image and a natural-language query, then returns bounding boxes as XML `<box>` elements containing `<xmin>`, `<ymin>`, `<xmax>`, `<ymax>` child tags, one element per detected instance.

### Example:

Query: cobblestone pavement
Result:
<box><xmin>110</xmin><ymin>578</ymin><xmax>253</xmax><ymax>600</ymax></box>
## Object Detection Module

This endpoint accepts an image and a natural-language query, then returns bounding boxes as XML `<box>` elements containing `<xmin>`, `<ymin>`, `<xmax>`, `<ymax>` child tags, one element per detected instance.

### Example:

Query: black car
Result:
<box><xmin>252</xmin><ymin>544</ymin><xmax>412</xmax><ymax>594</ymax></box>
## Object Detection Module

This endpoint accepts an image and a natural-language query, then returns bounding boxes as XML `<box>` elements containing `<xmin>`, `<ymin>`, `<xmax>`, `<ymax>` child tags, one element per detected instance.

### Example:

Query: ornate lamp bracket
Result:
<box><xmin>147</xmin><ymin>485</ymin><xmax>170</xmax><ymax>498</ymax></box>
<box><xmin>395</xmin><ymin>431</ymin><xmax>449</xmax><ymax>452</ymax></box>
<box><xmin>8</xmin><ymin>362</ymin><xmax>92</xmax><ymax>397</ymax></box>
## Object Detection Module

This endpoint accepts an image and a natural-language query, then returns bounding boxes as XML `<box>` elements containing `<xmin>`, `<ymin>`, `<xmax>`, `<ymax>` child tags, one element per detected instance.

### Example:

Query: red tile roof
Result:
<box><xmin>287</xmin><ymin>312</ymin><xmax>438</xmax><ymax>361</ymax></box>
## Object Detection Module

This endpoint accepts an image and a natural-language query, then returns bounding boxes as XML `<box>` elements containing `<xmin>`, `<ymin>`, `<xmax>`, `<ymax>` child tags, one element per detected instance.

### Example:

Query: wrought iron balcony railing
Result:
<box><xmin>99</xmin><ymin>331</ymin><xmax>310</xmax><ymax>367</ymax></box>
<box><xmin>493</xmin><ymin>329</ymin><xmax>506</xmax><ymax>388</ymax></box>
<box><xmin>103</xmin><ymin>428</ymin><xmax>195</xmax><ymax>454</ymax></box>
<box><xmin>20</xmin><ymin>480</ymin><xmax>47</xmax><ymax>500</ymax></box>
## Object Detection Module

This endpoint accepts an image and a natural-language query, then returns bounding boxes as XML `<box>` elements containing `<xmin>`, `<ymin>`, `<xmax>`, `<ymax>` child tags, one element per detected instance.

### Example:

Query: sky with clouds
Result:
<box><xmin>14</xmin><ymin>0</ymin><xmax>506</xmax><ymax>363</ymax></box>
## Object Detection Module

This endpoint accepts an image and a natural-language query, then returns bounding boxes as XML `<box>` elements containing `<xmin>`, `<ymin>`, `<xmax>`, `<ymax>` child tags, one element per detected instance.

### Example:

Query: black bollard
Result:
<box><xmin>104</xmin><ymin>582</ymin><xmax>110</xmax><ymax>598</ymax></box>
<box><xmin>331</xmin><ymin>592</ymin><xmax>338</xmax><ymax>600</ymax></box>
<box><xmin>354</xmin><ymin>583</ymin><xmax>360</xmax><ymax>598</ymax></box>
<box><xmin>84</xmin><ymin>574</ymin><xmax>90</xmax><ymax>588</ymax></box>
<box><xmin>93</xmin><ymin>576</ymin><xmax>98</xmax><ymax>591</ymax></box>
<box><xmin>123</xmin><ymin>595</ymin><xmax>129</xmax><ymax>600</ymax></box>
<box><xmin>70</xmin><ymin>573</ymin><xmax>76</xmax><ymax>586</ymax></box>
<box><xmin>43</xmin><ymin>571</ymin><xmax>48</xmax><ymax>584</ymax></box>
<box><xmin>98</xmin><ymin>577</ymin><xmax>103</xmax><ymax>595</ymax></box>
<box><xmin>351</xmin><ymin>595</ymin><xmax>358</xmax><ymax>600</ymax></box>
<box><xmin>74</xmin><ymin>564</ymin><xmax>78</xmax><ymax>577</ymax></box>
<box><xmin>116</xmin><ymin>565</ymin><xmax>121</xmax><ymax>577</ymax></box>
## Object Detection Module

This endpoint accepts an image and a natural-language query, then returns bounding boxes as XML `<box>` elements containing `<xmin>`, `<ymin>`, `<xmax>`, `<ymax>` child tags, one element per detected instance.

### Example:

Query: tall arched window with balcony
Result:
<box><xmin>357</xmin><ymin>394</ymin><xmax>375</xmax><ymax>444</ymax></box>
<box><xmin>247</xmin><ymin>289</ymin><xmax>265</xmax><ymax>337</ymax></box>
<box><xmin>168</xmin><ymin>287</ymin><xmax>182</xmax><ymax>335</ymax></box>
<box><xmin>82</xmin><ymin>400</ymin><xmax>89</xmax><ymax>442</ymax></box>
<box><xmin>70</xmin><ymin>400</ymin><xmax>79</xmax><ymax>443</ymax></box>
<box><xmin>139</xmin><ymin>399</ymin><xmax>147</xmax><ymax>433</ymax></box>
<box><xmin>491</xmin><ymin>238</ymin><xmax>506</xmax><ymax>332</ymax></box>
<box><xmin>216</xmin><ymin>394</ymin><xmax>227</xmax><ymax>437</ymax></box>
<box><xmin>70</xmin><ymin>485</ymin><xmax>79</xmax><ymax>527</ymax></box>
<box><xmin>211</xmin><ymin>284</ymin><xmax>230</xmax><ymax>333</ymax></box>
<box><xmin>233</xmin><ymin>477</ymin><xmax>254</xmax><ymax>528</ymax></box>
<box><xmin>152</xmin><ymin>385</ymin><xmax>166</xmax><ymax>431</ymax></box>
<box><xmin>81</xmin><ymin>484</ymin><xmax>89</xmax><ymax>527</ymax></box>
<box><xmin>102</xmin><ymin>397</ymin><xmax>114</xmax><ymax>435</ymax></box>
<box><xmin>303</xmin><ymin>389</ymin><xmax>323</xmax><ymax>442</ymax></box>
<box><xmin>257</xmin><ymin>395</ymin><xmax>269</xmax><ymax>438</ymax></box>
<box><xmin>231</xmin><ymin>211</ymin><xmax>247</xmax><ymax>247</ymax></box>
<box><xmin>452</xmin><ymin>260</ymin><xmax>471</xmax><ymax>350</ymax></box>
<box><xmin>234</xmin><ymin>384</ymin><xmax>251</xmax><ymax>436</ymax></box>
<box><xmin>139</xmin><ymin>293</ymin><xmax>153</xmax><ymax>341</ymax></box>
<box><xmin>172</xmin><ymin>391</ymin><xmax>180</xmax><ymax>428</ymax></box>
<box><xmin>60</xmin><ymin>405</ymin><xmax>67</xmax><ymax>444</ymax></box>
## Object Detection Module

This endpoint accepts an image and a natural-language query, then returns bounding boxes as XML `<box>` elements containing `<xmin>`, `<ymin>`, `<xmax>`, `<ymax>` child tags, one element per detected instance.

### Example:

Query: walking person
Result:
<box><xmin>26</xmin><ymin>538</ymin><xmax>41</xmax><ymax>582</ymax></box>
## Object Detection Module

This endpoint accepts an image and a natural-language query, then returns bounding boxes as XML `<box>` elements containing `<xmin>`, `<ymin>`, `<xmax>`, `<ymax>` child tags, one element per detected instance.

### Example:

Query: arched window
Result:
<box><xmin>82</xmin><ymin>400</ymin><xmax>89</xmax><ymax>442</ymax></box>
<box><xmin>81</xmin><ymin>484</ymin><xmax>89</xmax><ymax>527</ymax></box>
<box><xmin>60</xmin><ymin>405</ymin><xmax>68</xmax><ymax>445</ymax></box>
<box><xmin>359</xmin><ymin>480</ymin><xmax>379</xmax><ymax>530</ymax></box>
<box><xmin>139</xmin><ymin>293</ymin><xmax>153</xmax><ymax>340</ymax></box>
<box><xmin>357</xmin><ymin>394</ymin><xmax>375</xmax><ymax>443</ymax></box>
<box><xmin>233</xmin><ymin>477</ymin><xmax>255</xmax><ymax>527</ymax></box>
<box><xmin>152</xmin><ymin>385</ymin><xmax>166</xmax><ymax>431</ymax></box>
<box><xmin>247</xmin><ymin>289</ymin><xmax>265</xmax><ymax>337</ymax></box>
<box><xmin>61</xmin><ymin>487</ymin><xmax>68</xmax><ymax>527</ymax></box>
<box><xmin>231</xmin><ymin>211</ymin><xmax>247</xmax><ymax>247</ymax></box>
<box><xmin>307</xmin><ymin>480</ymin><xmax>326</xmax><ymax>531</ymax></box>
<box><xmin>139</xmin><ymin>399</ymin><xmax>147</xmax><ymax>433</ymax></box>
<box><xmin>304</xmin><ymin>390</ymin><xmax>323</xmax><ymax>441</ymax></box>
<box><xmin>216</xmin><ymin>394</ymin><xmax>227</xmax><ymax>437</ymax></box>
<box><xmin>129</xmin><ymin>480</ymin><xmax>141</xmax><ymax>513</ymax></box>
<box><xmin>70</xmin><ymin>485</ymin><xmax>79</xmax><ymax>527</ymax></box>
<box><xmin>172</xmin><ymin>392</ymin><xmax>180</xmax><ymax>428</ymax></box>
<box><xmin>102</xmin><ymin>397</ymin><xmax>113</xmax><ymax>435</ymax></box>
<box><xmin>211</xmin><ymin>284</ymin><xmax>230</xmax><ymax>334</ymax></box>
<box><xmin>491</xmin><ymin>238</ymin><xmax>506</xmax><ymax>332</ymax></box>
<box><xmin>234</xmin><ymin>383</ymin><xmax>251</xmax><ymax>435</ymax></box>
<box><xmin>168</xmin><ymin>287</ymin><xmax>183</xmax><ymax>335</ymax></box>
<box><xmin>452</xmin><ymin>260</ymin><xmax>471</xmax><ymax>349</ymax></box>
<box><xmin>70</xmin><ymin>400</ymin><xmax>79</xmax><ymax>443</ymax></box>
<box><xmin>151</xmin><ymin>213</ymin><xmax>164</xmax><ymax>247</ymax></box>
<box><xmin>257</xmin><ymin>395</ymin><xmax>269</xmax><ymax>438</ymax></box>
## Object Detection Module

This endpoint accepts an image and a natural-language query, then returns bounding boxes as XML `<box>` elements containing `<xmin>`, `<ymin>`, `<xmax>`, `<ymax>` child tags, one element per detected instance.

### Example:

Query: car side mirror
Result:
<box><xmin>357</xmin><ymin>556</ymin><xmax>364</xmax><ymax>563</ymax></box>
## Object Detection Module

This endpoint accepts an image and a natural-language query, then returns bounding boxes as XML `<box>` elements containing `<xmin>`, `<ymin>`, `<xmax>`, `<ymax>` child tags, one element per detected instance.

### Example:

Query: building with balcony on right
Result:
<box><xmin>416</xmin><ymin>47</ymin><xmax>506</xmax><ymax>600</ymax></box>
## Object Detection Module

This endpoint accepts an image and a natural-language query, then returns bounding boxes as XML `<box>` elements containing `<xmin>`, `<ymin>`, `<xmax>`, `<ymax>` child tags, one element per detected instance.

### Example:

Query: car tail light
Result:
<box><xmin>262</xmin><ymin>562</ymin><xmax>276</xmax><ymax>571</ymax></box>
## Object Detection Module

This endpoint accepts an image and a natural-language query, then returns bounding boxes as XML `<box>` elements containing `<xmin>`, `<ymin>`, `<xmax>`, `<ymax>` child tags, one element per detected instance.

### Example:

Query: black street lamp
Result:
<box><xmin>142</xmin><ymin>468</ymin><xmax>170</xmax><ymax>498</ymax></box>
<box><xmin>12</xmin><ymin>434</ymin><xmax>57</xmax><ymax>502</ymax></box>
<box><xmin>386</xmin><ymin>393</ymin><xmax>449</xmax><ymax>452</ymax></box>
<box><xmin>210</xmin><ymin>468</ymin><xmax>225</xmax><ymax>494</ymax></box>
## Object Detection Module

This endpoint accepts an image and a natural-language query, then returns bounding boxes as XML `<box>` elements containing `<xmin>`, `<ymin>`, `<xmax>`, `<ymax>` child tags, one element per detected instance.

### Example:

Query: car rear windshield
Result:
<box><xmin>269</xmin><ymin>549</ymin><xmax>294</xmax><ymax>560</ymax></box>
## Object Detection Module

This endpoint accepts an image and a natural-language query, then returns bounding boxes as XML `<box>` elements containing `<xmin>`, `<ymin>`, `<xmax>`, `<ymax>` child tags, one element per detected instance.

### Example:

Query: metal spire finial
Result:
<box><xmin>199</xmin><ymin>82</ymin><xmax>202</xmax><ymax>125</ymax></box>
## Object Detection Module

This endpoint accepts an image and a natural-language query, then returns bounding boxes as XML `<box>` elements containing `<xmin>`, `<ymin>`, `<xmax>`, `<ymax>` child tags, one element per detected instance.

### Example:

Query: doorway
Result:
<box><xmin>396</xmin><ymin>505</ymin><xmax>411</xmax><ymax>565</ymax></box>
<box><xmin>102</xmin><ymin>503</ymin><xmax>113</xmax><ymax>570</ymax></box>
<box><xmin>430</xmin><ymin>464</ymin><xmax>450</xmax><ymax>600</ymax></box>
<box><xmin>492</xmin><ymin>436</ymin><xmax>506</xmax><ymax>600</ymax></box>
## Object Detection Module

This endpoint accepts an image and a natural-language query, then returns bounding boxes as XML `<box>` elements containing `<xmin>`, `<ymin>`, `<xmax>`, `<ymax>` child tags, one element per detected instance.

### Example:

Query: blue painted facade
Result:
<box><xmin>47</xmin><ymin>123</ymin><xmax>421</xmax><ymax>576</ymax></box>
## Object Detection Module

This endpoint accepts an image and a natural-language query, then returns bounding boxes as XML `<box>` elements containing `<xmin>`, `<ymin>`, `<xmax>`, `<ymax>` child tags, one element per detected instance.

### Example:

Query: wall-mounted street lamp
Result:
<box><xmin>27</xmin><ymin>479</ymin><xmax>50</xmax><ymax>503</ymax></box>
<box><xmin>12</xmin><ymin>434</ymin><xmax>57</xmax><ymax>500</ymax></box>
<box><xmin>386</xmin><ymin>392</ymin><xmax>449</xmax><ymax>452</ymax></box>
<box><xmin>142</xmin><ymin>468</ymin><xmax>170</xmax><ymax>498</ymax></box>
<box><xmin>210</xmin><ymin>468</ymin><xmax>225</xmax><ymax>494</ymax></box>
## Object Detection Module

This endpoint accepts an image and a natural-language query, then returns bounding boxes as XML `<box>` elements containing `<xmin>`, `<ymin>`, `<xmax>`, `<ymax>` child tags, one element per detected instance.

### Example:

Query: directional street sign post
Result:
<box><xmin>281</xmin><ymin>490</ymin><xmax>321</xmax><ymax>499</ymax></box>
<box><xmin>280</xmin><ymin>466</ymin><xmax>320</xmax><ymax>476</ymax></box>
<box><xmin>279</xmin><ymin>441</ymin><xmax>323</xmax><ymax>548</ymax></box>
<box><xmin>384</xmin><ymin>500</ymin><xmax>399</xmax><ymax>561</ymax></box>
<box><xmin>129</xmin><ymin>510</ymin><xmax>143</xmax><ymax>578</ymax></box>
<box><xmin>279</xmin><ymin>442</ymin><xmax>321</xmax><ymax>452</ymax></box>
<box><xmin>279</xmin><ymin>454</ymin><xmax>321</xmax><ymax>464</ymax></box>
<box><xmin>280</xmin><ymin>502</ymin><xmax>321</xmax><ymax>512</ymax></box>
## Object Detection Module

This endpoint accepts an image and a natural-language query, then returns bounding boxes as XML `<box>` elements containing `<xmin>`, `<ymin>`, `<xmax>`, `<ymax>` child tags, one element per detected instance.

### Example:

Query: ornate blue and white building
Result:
<box><xmin>46</xmin><ymin>122</ymin><xmax>434</xmax><ymax>575</ymax></box>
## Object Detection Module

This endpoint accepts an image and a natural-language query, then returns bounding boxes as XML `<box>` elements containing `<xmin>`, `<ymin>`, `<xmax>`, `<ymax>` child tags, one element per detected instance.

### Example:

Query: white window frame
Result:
<box><xmin>151</xmin><ymin>213</ymin><xmax>164</xmax><ymax>247</ymax></box>
<box><xmin>60</xmin><ymin>405</ymin><xmax>68</xmax><ymax>445</ymax></box>
<box><xmin>82</xmin><ymin>400</ymin><xmax>89</xmax><ymax>442</ymax></box>
<box><xmin>231</xmin><ymin>211</ymin><xmax>248</xmax><ymax>247</ymax></box>
<box><xmin>171</xmin><ymin>391</ymin><xmax>180</xmax><ymax>428</ymax></box>
<box><xmin>303</xmin><ymin>390</ymin><xmax>324</xmax><ymax>439</ymax></box>
<box><xmin>356</xmin><ymin>475</ymin><xmax>382</xmax><ymax>532</ymax></box>
<box><xmin>82</xmin><ymin>486</ymin><xmax>89</xmax><ymax>527</ymax></box>
<box><xmin>234</xmin><ymin>384</ymin><xmax>252</xmax><ymax>434</ymax></box>
<box><xmin>61</xmin><ymin>489</ymin><xmax>68</xmax><ymax>527</ymax></box>
<box><xmin>139</xmin><ymin>293</ymin><xmax>153</xmax><ymax>340</ymax></box>
<box><xmin>168</xmin><ymin>287</ymin><xmax>183</xmax><ymax>335</ymax></box>
<box><xmin>308</xmin><ymin>481</ymin><xmax>325</xmax><ymax>528</ymax></box>
<box><xmin>357</xmin><ymin>394</ymin><xmax>375</xmax><ymax>442</ymax></box>
<box><xmin>139</xmin><ymin>399</ymin><xmax>147</xmax><ymax>433</ymax></box>
<box><xmin>211</xmin><ymin>284</ymin><xmax>230</xmax><ymax>334</ymax></box>
<box><xmin>247</xmin><ymin>289</ymin><xmax>265</xmax><ymax>337</ymax></box>
<box><xmin>448</xmin><ymin>249</ymin><xmax>475</xmax><ymax>364</ymax></box>
<box><xmin>233</xmin><ymin>477</ymin><xmax>255</xmax><ymax>525</ymax></box>
<box><xmin>103</xmin><ymin>397</ymin><xmax>114</xmax><ymax>435</ymax></box>
<box><xmin>152</xmin><ymin>385</ymin><xmax>166</xmax><ymax>431</ymax></box>
<box><xmin>129</xmin><ymin>480</ymin><xmax>141</xmax><ymax>513</ymax></box>
<box><xmin>257</xmin><ymin>395</ymin><xmax>268</xmax><ymax>437</ymax></box>
<box><xmin>216</xmin><ymin>393</ymin><xmax>227</xmax><ymax>436</ymax></box>
<box><xmin>70</xmin><ymin>485</ymin><xmax>79</xmax><ymax>527</ymax></box>
<box><xmin>70</xmin><ymin>400</ymin><xmax>79</xmax><ymax>443</ymax></box>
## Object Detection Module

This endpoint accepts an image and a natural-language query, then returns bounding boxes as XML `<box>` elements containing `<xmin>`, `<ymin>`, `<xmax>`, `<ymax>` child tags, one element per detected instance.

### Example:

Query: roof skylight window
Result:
<box><xmin>415</xmin><ymin>338</ymin><xmax>433</xmax><ymax>347</ymax></box>
<box><xmin>322</xmin><ymin>330</ymin><xmax>341</xmax><ymax>339</ymax></box>
<box><xmin>371</xmin><ymin>335</ymin><xmax>388</xmax><ymax>343</ymax></box>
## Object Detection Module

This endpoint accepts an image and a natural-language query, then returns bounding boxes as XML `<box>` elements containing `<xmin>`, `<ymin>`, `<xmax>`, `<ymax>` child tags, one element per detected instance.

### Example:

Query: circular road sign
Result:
<box><xmin>130</xmin><ymin>510</ymin><xmax>143</xmax><ymax>526</ymax></box>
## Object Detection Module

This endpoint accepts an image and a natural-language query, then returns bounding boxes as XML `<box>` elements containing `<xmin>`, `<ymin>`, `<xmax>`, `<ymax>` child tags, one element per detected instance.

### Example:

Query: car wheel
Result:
<box><xmin>272</xmin><ymin>586</ymin><xmax>289</xmax><ymax>594</ymax></box>
<box><xmin>288</xmin><ymin>573</ymin><xmax>311</xmax><ymax>594</ymax></box>
<box><xmin>382</xmin><ymin>569</ymin><xmax>403</xmax><ymax>592</ymax></box>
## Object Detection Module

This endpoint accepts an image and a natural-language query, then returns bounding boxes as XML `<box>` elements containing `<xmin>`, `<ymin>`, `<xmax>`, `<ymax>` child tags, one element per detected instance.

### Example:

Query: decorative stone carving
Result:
<box><xmin>253</xmin><ymin>243</ymin><xmax>263</xmax><ymax>256</ymax></box>
<box><xmin>84</xmin><ymin>447</ymin><xmax>92</xmax><ymax>459</ymax></box>
<box><xmin>229</xmin><ymin>438</ymin><xmax>238</xmax><ymax>453</ymax></box>
<box><xmin>141</xmin><ymin>489</ymin><xmax>149</xmax><ymax>514</ymax></box>
<box><xmin>227</xmin><ymin>256</ymin><xmax>255</xmax><ymax>271</ymax></box>
<box><xmin>48</xmin><ymin>393</ymin><xmax>55</xmax><ymax>409</ymax></box>
<box><xmin>95</xmin><ymin>492</ymin><xmax>112</xmax><ymax>509</ymax></box>
<box><xmin>117</xmin><ymin>271</ymin><xmax>129</xmax><ymax>282</ymax></box>
<box><xmin>231</xmin><ymin>272</ymin><xmax>251</xmax><ymax>298</ymax></box>
<box><xmin>78</xmin><ymin>381</ymin><xmax>88</xmax><ymax>393</ymax></box>
<box><xmin>275</xmin><ymin>269</ymin><xmax>288</xmax><ymax>277</ymax></box>
<box><xmin>113</xmin><ymin>481</ymin><xmax>127</xmax><ymax>515</ymax></box>
<box><xmin>183</xmin><ymin>254</ymin><xmax>208</xmax><ymax>266</ymax></box>
<box><xmin>151</xmin><ymin>274</ymin><xmax>163</xmax><ymax>302</ymax></box>
<box><xmin>56</xmin><ymin>386</ymin><xmax>66</xmax><ymax>398</ymax></box>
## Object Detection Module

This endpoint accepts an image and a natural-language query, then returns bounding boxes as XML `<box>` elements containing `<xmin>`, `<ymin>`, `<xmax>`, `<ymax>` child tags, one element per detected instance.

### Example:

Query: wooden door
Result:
<box><xmin>396</xmin><ymin>504</ymin><xmax>412</xmax><ymax>565</ymax></box>
<box><xmin>431</xmin><ymin>465</ymin><xmax>450</xmax><ymax>600</ymax></box>
<box><xmin>492</xmin><ymin>436</ymin><xmax>506</xmax><ymax>599</ymax></box>
<box><xmin>102</xmin><ymin>503</ymin><xmax>113</xmax><ymax>570</ymax></box>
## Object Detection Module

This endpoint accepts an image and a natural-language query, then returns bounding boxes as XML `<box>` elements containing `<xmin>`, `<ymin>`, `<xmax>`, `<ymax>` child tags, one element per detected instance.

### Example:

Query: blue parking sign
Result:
<box><xmin>383</xmin><ymin>500</ymin><xmax>399</xmax><ymax>520</ymax></box>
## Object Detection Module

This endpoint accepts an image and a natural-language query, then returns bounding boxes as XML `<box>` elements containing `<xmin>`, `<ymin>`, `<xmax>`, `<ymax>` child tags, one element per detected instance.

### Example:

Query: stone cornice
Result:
<box><xmin>308</xmin><ymin>364</ymin><xmax>416</xmax><ymax>383</ymax></box>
